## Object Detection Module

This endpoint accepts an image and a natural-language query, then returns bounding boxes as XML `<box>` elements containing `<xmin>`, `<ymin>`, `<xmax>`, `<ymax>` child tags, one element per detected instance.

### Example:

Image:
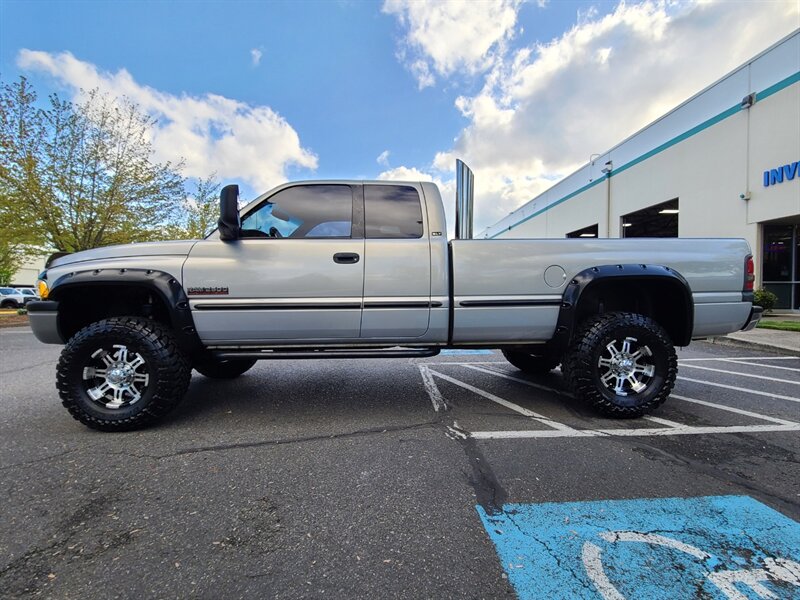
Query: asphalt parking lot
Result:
<box><xmin>1</xmin><ymin>327</ymin><xmax>799</xmax><ymax>599</ymax></box>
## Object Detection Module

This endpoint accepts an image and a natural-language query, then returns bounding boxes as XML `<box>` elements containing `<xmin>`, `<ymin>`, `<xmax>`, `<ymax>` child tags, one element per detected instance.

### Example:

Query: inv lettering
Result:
<box><xmin>763</xmin><ymin>160</ymin><xmax>799</xmax><ymax>187</ymax></box>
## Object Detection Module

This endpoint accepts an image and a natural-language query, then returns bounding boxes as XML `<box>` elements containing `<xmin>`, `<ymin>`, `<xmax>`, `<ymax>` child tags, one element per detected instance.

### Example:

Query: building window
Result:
<box><xmin>621</xmin><ymin>199</ymin><xmax>679</xmax><ymax>238</ymax></box>
<box><xmin>566</xmin><ymin>224</ymin><xmax>599</xmax><ymax>238</ymax></box>
<box><xmin>762</xmin><ymin>222</ymin><xmax>800</xmax><ymax>310</ymax></box>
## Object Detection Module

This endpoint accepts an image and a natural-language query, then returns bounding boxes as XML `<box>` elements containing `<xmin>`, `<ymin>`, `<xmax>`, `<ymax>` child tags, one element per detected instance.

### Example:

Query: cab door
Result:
<box><xmin>183</xmin><ymin>183</ymin><xmax>365</xmax><ymax>343</ymax></box>
<box><xmin>360</xmin><ymin>183</ymin><xmax>431</xmax><ymax>339</ymax></box>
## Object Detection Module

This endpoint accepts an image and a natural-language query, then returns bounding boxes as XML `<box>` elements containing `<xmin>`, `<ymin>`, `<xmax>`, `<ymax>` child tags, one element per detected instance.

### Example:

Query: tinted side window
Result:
<box><xmin>241</xmin><ymin>184</ymin><xmax>353</xmax><ymax>239</ymax></box>
<box><xmin>365</xmin><ymin>185</ymin><xmax>423</xmax><ymax>239</ymax></box>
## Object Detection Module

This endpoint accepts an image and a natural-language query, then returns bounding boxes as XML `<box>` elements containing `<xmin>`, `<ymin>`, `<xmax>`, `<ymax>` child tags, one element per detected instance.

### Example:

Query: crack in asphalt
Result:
<box><xmin>0</xmin><ymin>445</ymin><xmax>93</xmax><ymax>472</ymax></box>
<box><xmin>629</xmin><ymin>439</ymin><xmax>800</xmax><ymax>515</ymax></box>
<box><xmin>494</xmin><ymin>510</ymin><xmax>598</xmax><ymax>594</ymax></box>
<box><xmin>1</xmin><ymin>411</ymin><xmax>511</xmax><ymax>521</ymax></box>
<box><xmin>0</xmin><ymin>422</ymin><xmax>444</xmax><ymax>467</ymax></box>
<box><xmin>0</xmin><ymin>359</ymin><xmax>55</xmax><ymax>375</ymax></box>
<box><xmin>0</xmin><ymin>491</ymin><xmax>128</xmax><ymax>596</ymax></box>
<box><xmin>160</xmin><ymin>420</ymin><xmax>440</xmax><ymax>459</ymax></box>
<box><xmin>444</xmin><ymin>422</ymin><xmax>508</xmax><ymax>514</ymax></box>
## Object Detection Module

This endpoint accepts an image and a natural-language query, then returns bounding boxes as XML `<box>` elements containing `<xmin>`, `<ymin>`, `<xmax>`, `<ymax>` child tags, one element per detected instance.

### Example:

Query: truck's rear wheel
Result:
<box><xmin>56</xmin><ymin>317</ymin><xmax>191</xmax><ymax>431</ymax></box>
<box><xmin>562</xmin><ymin>312</ymin><xmax>677</xmax><ymax>418</ymax></box>
<box><xmin>501</xmin><ymin>349</ymin><xmax>559</xmax><ymax>374</ymax></box>
<box><xmin>194</xmin><ymin>357</ymin><xmax>257</xmax><ymax>379</ymax></box>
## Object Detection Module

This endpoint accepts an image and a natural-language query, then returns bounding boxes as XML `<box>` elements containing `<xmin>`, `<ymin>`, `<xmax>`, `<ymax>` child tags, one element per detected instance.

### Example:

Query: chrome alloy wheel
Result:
<box><xmin>82</xmin><ymin>344</ymin><xmax>150</xmax><ymax>409</ymax></box>
<box><xmin>597</xmin><ymin>336</ymin><xmax>655</xmax><ymax>396</ymax></box>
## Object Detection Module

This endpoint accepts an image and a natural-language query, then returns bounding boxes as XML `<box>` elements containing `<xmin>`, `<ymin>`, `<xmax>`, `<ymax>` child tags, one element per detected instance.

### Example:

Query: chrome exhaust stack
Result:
<box><xmin>455</xmin><ymin>159</ymin><xmax>474</xmax><ymax>239</ymax></box>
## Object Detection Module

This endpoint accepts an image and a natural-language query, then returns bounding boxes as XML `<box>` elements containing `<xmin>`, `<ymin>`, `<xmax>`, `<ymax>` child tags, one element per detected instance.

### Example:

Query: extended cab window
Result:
<box><xmin>365</xmin><ymin>185</ymin><xmax>423</xmax><ymax>239</ymax></box>
<box><xmin>241</xmin><ymin>184</ymin><xmax>353</xmax><ymax>238</ymax></box>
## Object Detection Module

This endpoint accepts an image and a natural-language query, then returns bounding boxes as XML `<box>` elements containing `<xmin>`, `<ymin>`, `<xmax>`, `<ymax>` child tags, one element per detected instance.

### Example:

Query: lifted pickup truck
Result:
<box><xmin>29</xmin><ymin>162</ymin><xmax>761</xmax><ymax>431</ymax></box>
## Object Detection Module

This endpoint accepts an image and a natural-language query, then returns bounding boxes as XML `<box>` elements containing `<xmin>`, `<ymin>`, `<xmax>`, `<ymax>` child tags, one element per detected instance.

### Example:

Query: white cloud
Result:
<box><xmin>17</xmin><ymin>50</ymin><xmax>317</xmax><ymax>192</ymax></box>
<box><xmin>384</xmin><ymin>0</ymin><xmax>800</xmax><ymax>232</ymax></box>
<box><xmin>382</xmin><ymin>0</ymin><xmax>523</xmax><ymax>88</ymax></box>
<box><xmin>250</xmin><ymin>47</ymin><xmax>263</xmax><ymax>67</ymax></box>
<box><xmin>378</xmin><ymin>165</ymin><xmax>434</xmax><ymax>182</ymax></box>
<box><xmin>376</xmin><ymin>150</ymin><xmax>391</xmax><ymax>166</ymax></box>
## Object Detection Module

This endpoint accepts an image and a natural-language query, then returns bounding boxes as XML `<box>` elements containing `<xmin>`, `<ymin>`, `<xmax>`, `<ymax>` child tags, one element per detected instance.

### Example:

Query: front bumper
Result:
<box><xmin>741</xmin><ymin>305</ymin><xmax>763</xmax><ymax>332</ymax></box>
<box><xmin>27</xmin><ymin>301</ymin><xmax>64</xmax><ymax>344</ymax></box>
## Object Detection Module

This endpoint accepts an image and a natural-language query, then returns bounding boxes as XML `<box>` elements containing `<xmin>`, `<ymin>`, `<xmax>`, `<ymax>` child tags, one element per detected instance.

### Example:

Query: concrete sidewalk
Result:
<box><xmin>711</xmin><ymin>312</ymin><xmax>800</xmax><ymax>354</ymax></box>
<box><xmin>716</xmin><ymin>328</ymin><xmax>800</xmax><ymax>354</ymax></box>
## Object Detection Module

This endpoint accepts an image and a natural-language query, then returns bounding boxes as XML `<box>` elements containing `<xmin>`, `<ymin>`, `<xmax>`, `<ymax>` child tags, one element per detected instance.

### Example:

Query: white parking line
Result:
<box><xmin>418</xmin><ymin>365</ymin><xmax>447</xmax><ymax>412</ymax></box>
<box><xmin>426</xmin><ymin>368</ymin><xmax>584</xmax><ymax>433</ymax></box>
<box><xmin>463</xmin><ymin>364</ymin><xmax>686</xmax><ymax>429</ymax></box>
<box><xmin>420</xmin><ymin>359</ymin><xmax>800</xmax><ymax>441</ymax></box>
<box><xmin>677</xmin><ymin>376</ymin><xmax>800</xmax><ymax>404</ymax></box>
<box><xmin>679</xmin><ymin>363</ymin><xmax>800</xmax><ymax>385</ymax></box>
<box><xmin>642</xmin><ymin>416</ymin><xmax>686</xmax><ymax>428</ymax></box>
<box><xmin>670</xmin><ymin>394</ymin><xmax>798</xmax><ymax>426</ymax></box>
<box><xmin>719</xmin><ymin>358</ymin><xmax>800</xmax><ymax>373</ymax></box>
<box><xmin>678</xmin><ymin>356</ymin><xmax>800</xmax><ymax>362</ymax></box>
<box><xmin>461</xmin><ymin>364</ymin><xmax>570</xmax><ymax>397</ymax></box>
<box><xmin>470</xmin><ymin>423</ymin><xmax>800</xmax><ymax>439</ymax></box>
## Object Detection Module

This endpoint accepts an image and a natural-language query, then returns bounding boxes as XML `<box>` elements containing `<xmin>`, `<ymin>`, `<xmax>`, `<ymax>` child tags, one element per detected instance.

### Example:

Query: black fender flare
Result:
<box><xmin>550</xmin><ymin>264</ymin><xmax>694</xmax><ymax>351</ymax></box>
<box><xmin>48</xmin><ymin>268</ymin><xmax>202</xmax><ymax>354</ymax></box>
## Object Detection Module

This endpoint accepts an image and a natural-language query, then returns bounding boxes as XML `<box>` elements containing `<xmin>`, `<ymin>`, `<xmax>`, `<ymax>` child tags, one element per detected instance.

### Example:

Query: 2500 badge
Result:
<box><xmin>187</xmin><ymin>287</ymin><xmax>229</xmax><ymax>295</ymax></box>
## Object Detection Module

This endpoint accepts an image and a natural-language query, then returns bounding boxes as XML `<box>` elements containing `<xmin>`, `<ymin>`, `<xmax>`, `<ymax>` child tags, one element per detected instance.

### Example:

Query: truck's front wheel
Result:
<box><xmin>56</xmin><ymin>317</ymin><xmax>191</xmax><ymax>431</ymax></box>
<box><xmin>562</xmin><ymin>312</ymin><xmax>677</xmax><ymax>418</ymax></box>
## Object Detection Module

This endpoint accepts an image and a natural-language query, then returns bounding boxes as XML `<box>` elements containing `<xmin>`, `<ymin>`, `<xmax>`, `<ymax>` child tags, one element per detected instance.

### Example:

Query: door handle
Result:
<box><xmin>333</xmin><ymin>252</ymin><xmax>360</xmax><ymax>264</ymax></box>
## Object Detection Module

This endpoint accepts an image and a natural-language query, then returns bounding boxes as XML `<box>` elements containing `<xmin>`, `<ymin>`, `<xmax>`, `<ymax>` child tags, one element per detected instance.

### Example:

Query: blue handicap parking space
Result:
<box><xmin>478</xmin><ymin>496</ymin><xmax>800</xmax><ymax>600</ymax></box>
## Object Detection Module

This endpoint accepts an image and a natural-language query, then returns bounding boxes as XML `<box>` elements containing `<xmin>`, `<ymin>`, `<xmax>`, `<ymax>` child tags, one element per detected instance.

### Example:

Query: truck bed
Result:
<box><xmin>450</xmin><ymin>238</ymin><xmax>752</xmax><ymax>343</ymax></box>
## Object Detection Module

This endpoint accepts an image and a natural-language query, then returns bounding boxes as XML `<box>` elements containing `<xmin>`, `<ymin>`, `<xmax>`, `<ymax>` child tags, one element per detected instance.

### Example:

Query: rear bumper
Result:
<box><xmin>741</xmin><ymin>305</ymin><xmax>763</xmax><ymax>332</ymax></box>
<box><xmin>27</xmin><ymin>301</ymin><xmax>64</xmax><ymax>344</ymax></box>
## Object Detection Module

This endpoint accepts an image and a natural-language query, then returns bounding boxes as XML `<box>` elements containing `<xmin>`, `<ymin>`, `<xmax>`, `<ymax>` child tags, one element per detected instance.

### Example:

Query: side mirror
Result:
<box><xmin>218</xmin><ymin>184</ymin><xmax>240</xmax><ymax>241</ymax></box>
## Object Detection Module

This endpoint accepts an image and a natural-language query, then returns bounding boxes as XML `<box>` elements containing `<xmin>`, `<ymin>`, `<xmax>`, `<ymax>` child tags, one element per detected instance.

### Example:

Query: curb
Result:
<box><xmin>707</xmin><ymin>335</ymin><xmax>799</xmax><ymax>355</ymax></box>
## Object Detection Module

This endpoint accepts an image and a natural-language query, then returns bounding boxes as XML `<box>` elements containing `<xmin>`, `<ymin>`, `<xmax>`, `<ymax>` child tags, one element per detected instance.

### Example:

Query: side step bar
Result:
<box><xmin>213</xmin><ymin>348</ymin><xmax>441</xmax><ymax>360</ymax></box>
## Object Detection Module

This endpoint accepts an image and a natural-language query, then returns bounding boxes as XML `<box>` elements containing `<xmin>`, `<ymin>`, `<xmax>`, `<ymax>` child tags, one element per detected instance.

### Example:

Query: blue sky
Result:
<box><xmin>1</xmin><ymin>0</ymin><xmax>797</xmax><ymax>231</ymax></box>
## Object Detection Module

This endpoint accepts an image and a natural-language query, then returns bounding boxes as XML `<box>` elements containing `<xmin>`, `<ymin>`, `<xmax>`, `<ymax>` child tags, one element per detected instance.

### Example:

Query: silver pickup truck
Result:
<box><xmin>28</xmin><ymin>162</ymin><xmax>761</xmax><ymax>431</ymax></box>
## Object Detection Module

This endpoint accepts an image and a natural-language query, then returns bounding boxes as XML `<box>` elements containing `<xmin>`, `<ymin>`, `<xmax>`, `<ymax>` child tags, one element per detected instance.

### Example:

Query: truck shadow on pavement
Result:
<box><xmin>164</xmin><ymin>359</ymin><xmax>638</xmax><ymax>433</ymax></box>
<box><xmin>164</xmin><ymin>360</ymin><xmax>446</xmax><ymax>430</ymax></box>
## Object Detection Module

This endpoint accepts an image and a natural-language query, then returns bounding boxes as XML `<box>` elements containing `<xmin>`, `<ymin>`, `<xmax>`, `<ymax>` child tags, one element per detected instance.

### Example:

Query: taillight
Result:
<box><xmin>744</xmin><ymin>255</ymin><xmax>755</xmax><ymax>291</ymax></box>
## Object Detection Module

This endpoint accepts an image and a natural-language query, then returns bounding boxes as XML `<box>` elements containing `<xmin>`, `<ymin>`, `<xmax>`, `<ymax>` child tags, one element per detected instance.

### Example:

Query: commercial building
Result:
<box><xmin>480</xmin><ymin>31</ymin><xmax>800</xmax><ymax>310</ymax></box>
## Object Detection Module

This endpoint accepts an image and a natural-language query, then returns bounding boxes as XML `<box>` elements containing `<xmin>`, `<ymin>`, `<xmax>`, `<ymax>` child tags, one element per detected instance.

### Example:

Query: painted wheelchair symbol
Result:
<box><xmin>582</xmin><ymin>531</ymin><xmax>800</xmax><ymax>600</ymax></box>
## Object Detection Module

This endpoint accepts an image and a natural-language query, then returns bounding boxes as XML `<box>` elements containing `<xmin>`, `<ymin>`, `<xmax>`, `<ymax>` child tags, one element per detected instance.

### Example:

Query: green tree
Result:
<box><xmin>0</xmin><ymin>77</ymin><xmax>186</xmax><ymax>253</ymax></box>
<box><xmin>0</xmin><ymin>242</ymin><xmax>26</xmax><ymax>285</ymax></box>
<box><xmin>166</xmin><ymin>176</ymin><xmax>221</xmax><ymax>240</ymax></box>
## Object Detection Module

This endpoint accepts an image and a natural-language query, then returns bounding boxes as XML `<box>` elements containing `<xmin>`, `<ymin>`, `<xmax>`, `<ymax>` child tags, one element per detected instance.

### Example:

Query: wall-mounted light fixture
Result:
<box><xmin>659</xmin><ymin>208</ymin><xmax>680</xmax><ymax>214</ymax></box>
<box><xmin>741</xmin><ymin>93</ymin><xmax>756</xmax><ymax>108</ymax></box>
<box><xmin>601</xmin><ymin>160</ymin><xmax>613</xmax><ymax>174</ymax></box>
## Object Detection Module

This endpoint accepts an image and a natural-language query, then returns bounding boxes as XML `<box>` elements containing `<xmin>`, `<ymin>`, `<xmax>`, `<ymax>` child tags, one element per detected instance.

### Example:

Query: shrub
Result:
<box><xmin>753</xmin><ymin>288</ymin><xmax>777</xmax><ymax>312</ymax></box>
<box><xmin>16</xmin><ymin>308</ymin><xmax>27</xmax><ymax>316</ymax></box>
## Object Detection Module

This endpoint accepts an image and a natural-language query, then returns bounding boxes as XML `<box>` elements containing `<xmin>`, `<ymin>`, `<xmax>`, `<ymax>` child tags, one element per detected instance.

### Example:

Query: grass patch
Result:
<box><xmin>757</xmin><ymin>320</ymin><xmax>800</xmax><ymax>332</ymax></box>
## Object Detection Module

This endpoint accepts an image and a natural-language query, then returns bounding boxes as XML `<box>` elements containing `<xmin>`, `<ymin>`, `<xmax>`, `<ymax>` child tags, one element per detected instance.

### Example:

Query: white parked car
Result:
<box><xmin>0</xmin><ymin>287</ymin><xmax>31</xmax><ymax>309</ymax></box>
